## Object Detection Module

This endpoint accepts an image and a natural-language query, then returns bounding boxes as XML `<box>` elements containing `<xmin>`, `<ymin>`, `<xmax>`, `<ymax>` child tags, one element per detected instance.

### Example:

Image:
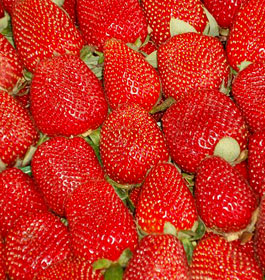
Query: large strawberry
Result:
<box><xmin>158</xmin><ymin>33</ymin><xmax>229</xmax><ymax>101</ymax></box>
<box><xmin>76</xmin><ymin>0</ymin><xmax>147</xmax><ymax>51</ymax></box>
<box><xmin>12</xmin><ymin>0</ymin><xmax>84</xmax><ymax>72</ymax></box>
<box><xmin>30</xmin><ymin>54</ymin><xmax>108</xmax><ymax>137</ymax></box>
<box><xmin>103</xmin><ymin>38</ymin><xmax>161</xmax><ymax>111</ymax></box>
<box><xmin>32</xmin><ymin>136</ymin><xmax>104</xmax><ymax>216</ymax></box>
<box><xmin>162</xmin><ymin>89</ymin><xmax>248</xmax><ymax>173</ymax></box>
<box><xmin>100</xmin><ymin>103</ymin><xmax>169</xmax><ymax>185</ymax></box>
<box><xmin>141</xmin><ymin>0</ymin><xmax>207</xmax><ymax>46</ymax></box>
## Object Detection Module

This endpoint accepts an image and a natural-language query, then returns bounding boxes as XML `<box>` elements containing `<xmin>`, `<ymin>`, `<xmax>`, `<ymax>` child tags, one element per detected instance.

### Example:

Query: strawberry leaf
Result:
<box><xmin>145</xmin><ymin>50</ymin><xmax>157</xmax><ymax>68</ymax></box>
<box><xmin>170</xmin><ymin>18</ymin><xmax>197</xmax><ymax>37</ymax></box>
<box><xmin>118</xmin><ymin>248</ymin><xmax>133</xmax><ymax>267</ymax></box>
<box><xmin>104</xmin><ymin>265</ymin><xmax>123</xmax><ymax>280</ymax></box>
<box><xmin>181</xmin><ymin>238</ymin><xmax>194</xmax><ymax>265</ymax></box>
<box><xmin>203</xmin><ymin>6</ymin><xmax>219</xmax><ymax>37</ymax></box>
<box><xmin>93</xmin><ymin>259</ymin><xmax>112</xmax><ymax>271</ymax></box>
<box><xmin>237</xmin><ymin>61</ymin><xmax>252</xmax><ymax>72</ymax></box>
<box><xmin>18</xmin><ymin>165</ymin><xmax>32</xmax><ymax>176</ymax></box>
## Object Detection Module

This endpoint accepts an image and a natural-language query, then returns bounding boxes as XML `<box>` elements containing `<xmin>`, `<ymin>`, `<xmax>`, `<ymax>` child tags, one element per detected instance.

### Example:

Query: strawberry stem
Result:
<box><xmin>150</xmin><ymin>97</ymin><xmax>176</xmax><ymax>114</ymax></box>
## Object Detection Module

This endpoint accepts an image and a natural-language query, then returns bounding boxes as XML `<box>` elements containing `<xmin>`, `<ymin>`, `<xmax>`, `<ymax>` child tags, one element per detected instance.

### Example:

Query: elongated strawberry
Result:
<box><xmin>136</xmin><ymin>162</ymin><xmax>197</xmax><ymax>234</ymax></box>
<box><xmin>158</xmin><ymin>33</ymin><xmax>229</xmax><ymax>101</ymax></box>
<box><xmin>100</xmin><ymin>103</ymin><xmax>169</xmax><ymax>185</ymax></box>
<box><xmin>32</xmin><ymin>136</ymin><xmax>104</xmax><ymax>216</ymax></box>
<box><xmin>77</xmin><ymin>0</ymin><xmax>147</xmax><ymax>51</ymax></box>
<box><xmin>5</xmin><ymin>212</ymin><xmax>71</xmax><ymax>280</ymax></box>
<box><xmin>162</xmin><ymin>89</ymin><xmax>248</xmax><ymax>173</ymax></box>
<box><xmin>191</xmin><ymin>234</ymin><xmax>263</xmax><ymax>279</ymax></box>
<box><xmin>123</xmin><ymin>234</ymin><xmax>191</xmax><ymax>280</ymax></box>
<box><xmin>65</xmin><ymin>180</ymin><xmax>138</xmax><ymax>263</ymax></box>
<box><xmin>12</xmin><ymin>0</ymin><xmax>84</xmax><ymax>72</ymax></box>
<box><xmin>103</xmin><ymin>38</ymin><xmax>160</xmax><ymax>111</ymax></box>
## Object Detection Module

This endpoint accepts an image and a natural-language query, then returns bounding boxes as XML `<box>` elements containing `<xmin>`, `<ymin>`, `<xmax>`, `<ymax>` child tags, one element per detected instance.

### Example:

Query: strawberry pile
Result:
<box><xmin>0</xmin><ymin>0</ymin><xmax>265</xmax><ymax>279</ymax></box>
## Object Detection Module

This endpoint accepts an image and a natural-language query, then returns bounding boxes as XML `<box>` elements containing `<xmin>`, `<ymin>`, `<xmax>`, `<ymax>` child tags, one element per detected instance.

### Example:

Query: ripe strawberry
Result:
<box><xmin>158</xmin><ymin>33</ymin><xmax>229</xmax><ymax>101</ymax></box>
<box><xmin>1</xmin><ymin>0</ymin><xmax>12</xmax><ymax>14</ymax></box>
<box><xmin>129</xmin><ymin>187</ymin><xmax>141</xmax><ymax>208</ymax></box>
<box><xmin>32</xmin><ymin>136</ymin><xmax>104</xmax><ymax>216</ymax></box>
<box><xmin>141</xmin><ymin>0</ymin><xmax>207</xmax><ymax>46</ymax></box>
<box><xmin>191</xmin><ymin>234</ymin><xmax>263</xmax><ymax>279</ymax></box>
<box><xmin>0</xmin><ymin>34</ymin><xmax>23</xmax><ymax>91</ymax></box>
<box><xmin>136</xmin><ymin>162</ymin><xmax>197</xmax><ymax>233</ymax></box>
<box><xmin>103</xmin><ymin>38</ymin><xmax>161</xmax><ymax>111</ymax></box>
<box><xmin>62</xmin><ymin>0</ymin><xmax>76</xmax><ymax>23</ymax></box>
<box><xmin>76</xmin><ymin>0</ymin><xmax>148</xmax><ymax>51</ymax></box>
<box><xmin>30</xmin><ymin>54</ymin><xmax>108</xmax><ymax>137</ymax></box>
<box><xmin>0</xmin><ymin>240</ymin><xmax>5</xmax><ymax>280</ymax></box>
<box><xmin>65</xmin><ymin>180</ymin><xmax>138</xmax><ymax>263</ymax></box>
<box><xmin>123</xmin><ymin>234</ymin><xmax>191</xmax><ymax>280</ymax></box>
<box><xmin>0</xmin><ymin>1</ymin><xmax>4</xmax><ymax>17</ymax></box>
<box><xmin>139</xmin><ymin>40</ymin><xmax>157</xmax><ymax>56</ymax></box>
<box><xmin>4</xmin><ymin>212</ymin><xmax>71</xmax><ymax>280</ymax></box>
<box><xmin>0</xmin><ymin>91</ymin><xmax>38</xmax><ymax>167</ymax></box>
<box><xmin>226</xmin><ymin>0</ymin><xmax>265</xmax><ymax>71</ymax></box>
<box><xmin>232</xmin><ymin>62</ymin><xmax>265</xmax><ymax>133</ymax></box>
<box><xmin>12</xmin><ymin>0</ymin><xmax>84</xmax><ymax>72</ymax></box>
<box><xmin>100</xmin><ymin>103</ymin><xmax>169</xmax><ymax>185</ymax></box>
<box><xmin>162</xmin><ymin>89</ymin><xmax>248</xmax><ymax>173</ymax></box>
<box><xmin>233</xmin><ymin>160</ymin><xmax>249</xmax><ymax>181</ymax></box>
<box><xmin>195</xmin><ymin>156</ymin><xmax>257</xmax><ymax>233</ymax></box>
<box><xmin>15</xmin><ymin>85</ymin><xmax>30</xmax><ymax>109</ymax></box>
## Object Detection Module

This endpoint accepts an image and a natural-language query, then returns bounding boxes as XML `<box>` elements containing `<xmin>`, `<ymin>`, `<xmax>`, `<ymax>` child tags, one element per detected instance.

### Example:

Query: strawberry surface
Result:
<box><xmin>62</xmin><ymin>0</ymin><xmax>76</xmax><ymax>23</ymax></box>
<box><xmin>1</xmin><ymin>0</ymin><xmax>13</xmax><ymax>14</ymax></box>
<box><xmin>0</xmin><ymin>240</ymin><xmax>5</xmax><ymax>280</ymax></box>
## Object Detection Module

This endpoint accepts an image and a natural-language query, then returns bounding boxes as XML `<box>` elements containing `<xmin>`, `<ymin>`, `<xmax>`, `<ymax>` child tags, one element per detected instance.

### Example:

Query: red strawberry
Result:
<box><xmin>232</xmin><ymin>62</ymin><xmax>265</xmax><ymax>133</ymax></box>
<box><xmin>129</xmin><ymin>187</ymin><xmax>141</xmax><ymax>208</ymax></box>
<box><xmin>0</xmin><ymin>168</ymin><xmax>47</xmax><ymax>238</ymax></box>
<box><xmin>4</xmin><ymin>212</ymin><xmax>71</xmax><ymax>280</ymax></box>
<box><xmin>30</xmin><ymin>54</ymin><xmax>108</xmax><ymax>137</ymax></box>
<box><xmin>76</xmin><ymin>0</ymin><xmax>148</xmax><ymax>51</ymax></box>
<box><xmin>195</xmin><ymin>156</ymin><xmax>257</xmax><ymax>233</ymax></box>
<box><xmin>100</xmin><ymin>103</ymin><xmax>169</xmax><ymax>185</ymax></box>
<box><xmin>233</xmin><ymin>160</ymin><xmax>249</xmax><ymax>181</ymax></box>
<box><xmin>226</xmin><ymin>0</ymin><xmax>265</xmax><ymax>71</ymax></box>
<box><xmin>141</xmin><ymin>0</ymin><xmax>207</xmax><ymax>46</ymax></box>
<box><xmin>162</xmin><ymin>89</ymin><xmax>248</xmax><ymax>173</ymax></box>
<box><xmin>158</xmin><ymin>33</ymin><xmax>229</xmax><ymax>101</ymax></box>
<box><xmin>62</xmin><ymin>0</ymin><xmax>76</xmax><ymax>23</ymax></box>
<box><xmin>12</xmin><ymin>0</ymin><xmax>84</xmax><ymax>72</ymax></box>
<box><xmin>1</xmin><ymin>0</ymin><xmax>13</xmax><ymax>14</ymax></box>
<box><xmin>0</xmin><ymin>34</ymin><xmax>23</xmax><ymax>91</ymax></box>
<box><xmin>0</xmin><ymin>91</ymin><xmax>38</xmax><ymax>167</ymax></box>
<box><xmin>232</xmin><ymin>238</ymin><xmax>256</xmax><ymax>260</ymax></box>
<box><xmin>32</xmin><ymin>136</ymin><xmax>104</xmax><ymax>216</ymax></box>
<box><xmin>139</xmin><ymin>40</ymin><xmax>157</xmax><ymax>56</ymax></box>
<box><xmin>15</xmin><ymin>85</ymin><xmax>30</xmax><ymax>109</ymax></box>
<box><xmin>103</xmin><ymin>38</ymin><xmax>161</xmax><ymax>111</ymax></box>
<box><xmin>136</xmin><ymin>162</ymin><xmax>197</xmax><ymax>233</ymax></box>
<box><xmin>191</xmin><ymin>234</ymin><xmax>263</xmax><ymax>279</ymax></box>
<box><xmin>0</xmin><ymin>240</ymin><xmax>5</xmax><ymax>280</ymax></box>
<box><xmin>0</xmin><ymin>1</ymin><xmax>4</xmax><ymax>17</ymax></box>
<box><xmin>65</xmin><ymin>180</ymin><xmax>138</xmax><ymax>263</ymax></box>
<box><xmin>123</xmin><ymin>234</ymin><xmax>191</xmax><ymax>280</ymax></box>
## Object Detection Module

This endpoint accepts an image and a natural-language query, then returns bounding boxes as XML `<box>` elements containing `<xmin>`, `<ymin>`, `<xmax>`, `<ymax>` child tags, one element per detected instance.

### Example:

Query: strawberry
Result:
<box><xmin>0</xmin><ymin>91</ymin><xmax>38</xmax><ymax>167</ymax></box>
<box><xmin>162</xmin><ymin>89</ymin><xmax>248</xmax><ymax>173</ymax></box>
<box><xmin>1</xmin><ymin>0</ymin><xmax>12</xmax><ymax>14</ymax></box>
<box><xmin>30</xmin><ymin>54</ymin><xmax>108</xmax><ymax>137</ymax></box>
<box><xmin>4</xmin><ymin>211</ymin><xmax>71</xmax><ymax>280</ymax></box>
<box><xmin>123</xmin><ymin>234</ymin><xmax>191</xmax><ymax>280</ymax></box>
<box><xmin>0</xmin><ymin>1</ymin><xmax>4</xmax><ymax>17</ymax></box>
<box><xmin>32</xmin><ymin>136</ymin><xmax>104</xmax><ymax>216</ymax></box>
<box><xmin>103</xmin><ymin>38</ymin><xmax>161</xmax><ymax>111</ymax></box>
<box><xmin>136</xmin><ymin>162</ymin><xmax>197</xmax><ymax>234</ymax></box>
<box><xmin>139</xmin><ymin>40</ymin><xmax>157</xmax><ymax>56</ymax></box>
<box><xmin>0</xmin><ymin>240</ymin><xmax>5</xmax><ymax>280</ymax></box>
<box><xmin>62</xmin><ymin>0</ymin><xmax>77</xmax><ymax>23</ymax></box>
<box><xmin>233</xmin><ymin>160</ymin><xmax>249</xmax><ymax>181</ymax></box>
<box><xmin>158</xmin><ymin>33</ymin><xmax>229</xmax><ymax>101</ymax></box>
<box><xmin>129</xmin><ymin>187</ymin><xmax>141</xmax><ymax>208</ymax></box>
<box><xmin>15</xmin><ymin>85</ymin><xmax>30</xmax><ymax>109</ymax></box>
<box><xmin>195</xmin><ymin>156</ymin><xmax>257</xmax><ymax>233</ymax></box>
<box><xmin>141</xmin><ymin>0</ymin><xmax>207</xmax><ymax>46</ymax></box>
<box><xmin>100</xmin><ymin>103</ymin><xmax>169</xmax><ymax>185</ymax></box>
<box><xmin>232</xmin><ymin>62</ymin><xmax>265</xmax><ymax>133</ymax></box>
<box><xmin>76</xmin><ymin>0</ymin><xmax>148</xmax><ymax>52</ymax></box>
<box><xmin>191</xmin><ymin>234</ymin><xmax>263</xmax><ymax>279</ymax></box>
<box><xmin>226</xmin><ymin>0</ymin><xmax>265</xmax><ymax>71</ymax></box>
<box><xmin>0</xmin><ymin>34</ymin><xmax>23</xmax><ymax>91</ymax></box>
<box><xmin>65</xmin><ymin>180</ymin><xmax>138</xmax><ymax>263</ymax></box>
<box><xmin>12</xmin><ymin>0</ymin><xmax>84</xmax><ymax>72</ymax></box>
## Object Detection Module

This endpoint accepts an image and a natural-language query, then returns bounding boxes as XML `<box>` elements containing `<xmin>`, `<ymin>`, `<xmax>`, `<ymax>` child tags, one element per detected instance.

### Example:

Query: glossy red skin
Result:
<box><xmin>77</xmin><ymin>0</ymin><xmax>148</xmax><ymax>52</ymax></box>
<box><xmin>136</xmin><ymin>163</ymin><xmax>197</xmax><ymax>233</ymax></box>
<box><xmin>0</xmin><ymin>91</ymin><xmax>38</xmax><ymax>166</ymax></box>
<box><xmin>15</xmin><ymin>86</ymin><xmax>30</xmax><ymax>109</ymax></box>
<box><xmin>141</xmin><ymin>0</ymin><xmax>207</xmax><ymax>46</ymax></box>
<box><xmin>233</xmin><ymin>160</ymin><xmax>249</xmax><ymax>181</ymax></box>
<box><xmin>158</xmin><ymin>33</ymin><xmax>229</xmax><ymax>101</ymax></box>
<box><xmin>1</xmin><ymin>0</ymin><xmax>13</xmax><ymax>14</ymax></box>
<box><xmin>226</xmin><ymin>0</ymin><xmax>265</xmax><ymax>71</ymax></box>
<box><xmin>232</xmin><ymin>62</ymin><xmax>265</xmax><ymax>133</ymax></box>
<box><xmin>195</xmin><ymin>156</ymin><xmax>257</xmax><ymax>233</ymax></box>
<box><xmin>0</xmin><ymin>1</ymin><xmax>4</xmax><ymax>17</ymax></box>
<box><xmin>139</xmin><ymin>40</ymin><xmax>157</xmax><ymax>55</ymax></box>
<box><xmin>12</xmin><ymin>0</ymin><xmax>84</xmax><ymax>72</ymax></box>
<box><xmin>100</xmin><ymin>103</ymin><xmax>169</xmax><ymax>185</ymax></box>
<box><xmin>30</xmin><ymin>54</ymin><xmax>108</xmax><ymax>137</ymax></box>
<box><xmin>162</xmin><ymin>89</ymin><xmax>248</xmax><ymax>173</ymax></box>
<box><xmin>0</xmin><ymin>34</ymin><xmax>23</xmax><ymax>91</ymax></box>
<box><xmin>232</xmin><ymin>239</ymin><xmax>256</xmax><ymax>260</ymax></box>
<box><xmin>123</xmin><ymin>234</ymin><xmax>191</xmax><ymax>280</ymax></box>
<box><xmin>129</xmin><ymin>186</ymin><xmax>141</xmax><ymax>208</ymax></box>
<box><xmin>32</xmin><ymin>136</ymin><xmax>104</xmax><ymax>216</ymax></box>
<box><xmin>191</xmin><ymin>234</ymin><xmax>263</xmax><ymax>279</ymax></box>
<box><xmin>62</xmin><ymin>0</ymin><xmax>76</xmax><ymax>23</ymax></box>
<box><xmin>5</xmin><ymin>212</ymin><xmax>71</xmax><ymax>280</ymax></box>
<box><xmin>0</xmin><ymin>241</ymin><xmax>5</xmax><ymax>280</ymax></box>
<box><xmin>103</xmin><ymin>39</ymin><xmax>161</xmax><ymax>111</ymax></box>
<box><xmin>65</xmin><ymin>180</ymin><xmax>138</xmax><ymax>263</ymax></box>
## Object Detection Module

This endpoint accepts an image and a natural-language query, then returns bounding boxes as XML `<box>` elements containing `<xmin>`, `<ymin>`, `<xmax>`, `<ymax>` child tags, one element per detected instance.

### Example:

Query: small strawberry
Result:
<box><xmin>100</xmin><ymin>103</ymin><xmax>169</xmax><ymax>185</ymax></box>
